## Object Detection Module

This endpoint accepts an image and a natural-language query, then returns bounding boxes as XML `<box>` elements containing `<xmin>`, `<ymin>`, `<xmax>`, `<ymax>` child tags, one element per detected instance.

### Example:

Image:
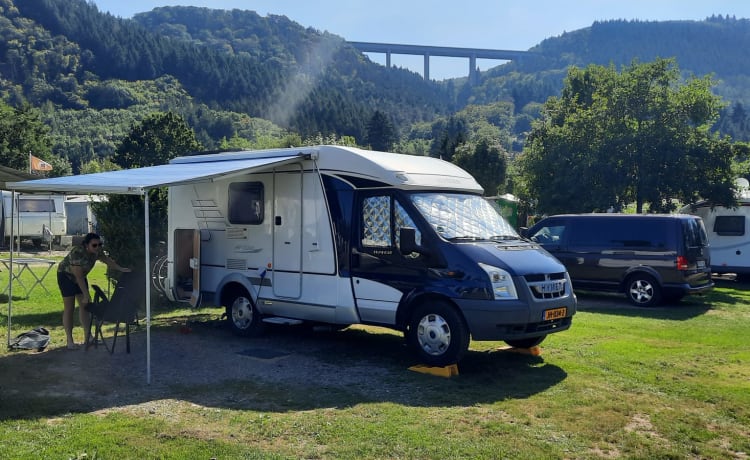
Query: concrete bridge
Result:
<box><xmin>348</xmin><ymin>41</ymin><xmax>535</xmax><ymax>83</ymax></box>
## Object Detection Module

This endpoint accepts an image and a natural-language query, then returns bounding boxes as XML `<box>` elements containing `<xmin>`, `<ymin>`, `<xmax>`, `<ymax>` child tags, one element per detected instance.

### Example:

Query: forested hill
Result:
<box><xmin>3</xmin><ymin>0</ymin><xmax>750</xmax><ymax>172</ymax></box>
<box><xmin>472</xmin><ymin>17</ymin><xmax>750</xmax><ymax>114</ymax></box>
<box><xmin>5</xmin><ymin>0</ymin><xmax>452</xmax><ymax>141</ymax></box>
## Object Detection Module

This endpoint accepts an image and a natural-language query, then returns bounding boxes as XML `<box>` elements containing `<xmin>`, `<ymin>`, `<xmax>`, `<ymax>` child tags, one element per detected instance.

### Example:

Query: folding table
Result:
<box><xmin>1</xmin><ymin>258</ymin><xmax>57</xmax><ymax>299</ymax></box>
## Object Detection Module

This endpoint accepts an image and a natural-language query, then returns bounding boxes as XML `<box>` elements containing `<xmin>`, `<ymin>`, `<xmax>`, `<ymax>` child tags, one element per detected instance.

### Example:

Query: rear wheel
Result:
<box><xmin>625</xmin><ymin>274</ymin><xmax>661</xmax><ymax>307</ymax></box>
<box><xmin>504</xmin><ymin>336</ymin><xmax>546</xmax><ymax>349</ymax></box>
<box><xmin>407</xmin><ymin>301</ymin><xmax>469</xmax><ymax>367</ymax></box>
<box><xmin>225</xmin><ymin>288</ymin><xmax>265</xmax><ymax>337</ymax></box>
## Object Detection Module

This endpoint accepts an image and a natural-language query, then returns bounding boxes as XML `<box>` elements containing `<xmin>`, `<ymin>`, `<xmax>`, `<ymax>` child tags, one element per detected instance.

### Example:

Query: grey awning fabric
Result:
<box><xmin>7</xmin><ymin>154</ymin><xmax>304</xmax><ymax>194</ymax></box>
<box><xmin>0</xmin><ymin>165</ymin><xmax>35</xmax><ymax>189</ymax></box>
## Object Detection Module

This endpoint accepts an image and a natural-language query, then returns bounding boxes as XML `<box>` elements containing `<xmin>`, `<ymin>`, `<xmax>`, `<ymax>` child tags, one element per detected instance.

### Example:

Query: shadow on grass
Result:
<box><xmin>0</xmin><ymin>315</ymin><xmax>568</xmax><ymax>420</ymax></box>
<box><xmin>575</xmin><ymin>290</ymin><xmax>714</xmax><ymax>320</ymax></box>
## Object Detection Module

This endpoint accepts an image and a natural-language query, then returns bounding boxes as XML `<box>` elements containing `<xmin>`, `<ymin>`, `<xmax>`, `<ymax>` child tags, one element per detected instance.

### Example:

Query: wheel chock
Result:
<box><xmin>498</xmin><ymin>345</ymin><xmax>542</xmax><ymax>356</ymax></box>
<box><xmin>408</xmin><ymin>364</ymin><xmax>459</xmax><ymax>377</ymax></box>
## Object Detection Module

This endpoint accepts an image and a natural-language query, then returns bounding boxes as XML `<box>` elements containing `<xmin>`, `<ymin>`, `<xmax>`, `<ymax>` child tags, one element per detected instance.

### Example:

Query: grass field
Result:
<box><xmin>1</xmin><ymin>253</ymin><xmax>749</xmax><ymax>459</ymax></box>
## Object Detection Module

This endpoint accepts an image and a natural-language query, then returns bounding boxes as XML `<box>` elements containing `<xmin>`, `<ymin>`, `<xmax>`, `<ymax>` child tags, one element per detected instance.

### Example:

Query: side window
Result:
<box><xmin>714</xmin><ymin>215</ymin><xmax>745</xmax><ymax>236</ymax></box>
<box><xmin>531</xmin><ymin>224</ymin><xmax>566</xmax><ymax>244</ymax></box>
<box><xmin>18</xmin><ymin>198</ymin><xmax>55</xmax><ymax>212</ymax></box>
<box><xmin>394</xmin><ymin>199</ymin><xmax>421</xmax><ymax>246</ymax></box>
<box><xmin>362</xmin><ymin>195</ymin><xmax>392</xmax><ymax>247</ymax></box>
<box><xmin>361</xmin><ymin>195</ymin><xmax>421</xmax><ymax>248</ymax></box>
<box><xmin>228</xmin><ymin>182</ymin><xmax>264</xmax><ymax>225</ymax></box>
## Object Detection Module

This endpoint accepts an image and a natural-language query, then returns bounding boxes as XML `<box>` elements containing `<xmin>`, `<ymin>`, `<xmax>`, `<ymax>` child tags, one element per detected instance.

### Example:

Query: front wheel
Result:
<box><xmin>407</xmin><ymin>301</ymin><xmax>469</xmax><ymax>367</ymax></box>
<box><xmin>504</xmin><ymin>336</ymin><xmax>546</xmax><ymax>349</ymax></box>
<box><xmin>625</xmin><ymin>274</ymin><xmax>661</xmax><ymax>307</ymax></box>
<box><xmin>225</xmin><ymin>288</ymin><xmax>265</xmax><ymax>337</ymax></box>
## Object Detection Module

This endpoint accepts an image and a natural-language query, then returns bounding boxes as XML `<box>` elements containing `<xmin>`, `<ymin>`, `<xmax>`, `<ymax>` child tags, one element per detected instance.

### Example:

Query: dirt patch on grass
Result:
<box><xmin>0</xmin><ymin>315</ymin><xmax>420</xmax><ymax>417</ymax></box>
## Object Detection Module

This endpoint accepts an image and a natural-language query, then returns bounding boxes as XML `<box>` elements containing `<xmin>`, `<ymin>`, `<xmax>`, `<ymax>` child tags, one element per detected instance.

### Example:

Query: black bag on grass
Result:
<box><xmin>9</xmin><ymin>327</ymin><xmax>50</xmax><ymax>351</ymax></box>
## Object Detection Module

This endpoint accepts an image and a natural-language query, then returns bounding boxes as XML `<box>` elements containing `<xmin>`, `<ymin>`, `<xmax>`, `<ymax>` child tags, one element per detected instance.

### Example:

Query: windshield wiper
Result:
<box><xmin>447</xmin><ymin>236</ymin><xmax>482</xmax><ymax>241</ymax></box>
<box><xmin>489</xmin><ymin>235</ymin><xmax>523</xmax><ymax>241</ymax></box>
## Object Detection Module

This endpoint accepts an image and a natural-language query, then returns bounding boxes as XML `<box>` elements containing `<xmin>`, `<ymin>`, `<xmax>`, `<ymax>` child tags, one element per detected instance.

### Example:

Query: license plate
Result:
<box><xmin>697</xmin><ymin>260</ymin><xmax>706</xmax><ymax>268</ymax></box>
<box><xmin>543</xmin><ymin>307</ymin><xmax>567</xmax><ymax>321</ymax></box>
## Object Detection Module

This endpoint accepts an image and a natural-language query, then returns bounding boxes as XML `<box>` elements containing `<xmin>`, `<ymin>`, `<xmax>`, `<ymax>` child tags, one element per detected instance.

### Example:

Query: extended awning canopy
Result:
<box><xmin>7</xmin><ymin>154</ymin><xmax>305</xmax><ymax>194</ymax></box>
<box><xmin>5</xmin><ymin>152</ymin><xmax>306</xmax><ymax>384</ymax></box>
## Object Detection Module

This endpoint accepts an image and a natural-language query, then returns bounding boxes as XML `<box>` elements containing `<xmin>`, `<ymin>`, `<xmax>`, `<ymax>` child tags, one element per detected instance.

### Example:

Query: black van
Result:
<box><xmin>523</xmin><ymin>214</ymin><xmax>713</xmax><ymax>306</ymax></box>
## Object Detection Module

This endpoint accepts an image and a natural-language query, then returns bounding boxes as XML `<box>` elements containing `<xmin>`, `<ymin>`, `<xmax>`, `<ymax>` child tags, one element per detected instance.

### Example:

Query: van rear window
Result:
<box><xmin>713</xmin><ymin>215</ymin><xmax>745</xmax><ymax>236</ymax></box>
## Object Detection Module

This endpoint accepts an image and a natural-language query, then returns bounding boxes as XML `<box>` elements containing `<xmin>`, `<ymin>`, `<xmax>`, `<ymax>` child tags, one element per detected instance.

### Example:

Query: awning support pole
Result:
<box><xmin>6</xmin><ymin>192</ymin><xmax>15</xmax><ymax>346</ymax></box>
<box><xmin>144</xmin><ymin>191</ymin><xmax>152</xmax><ymax>384</ymax></box>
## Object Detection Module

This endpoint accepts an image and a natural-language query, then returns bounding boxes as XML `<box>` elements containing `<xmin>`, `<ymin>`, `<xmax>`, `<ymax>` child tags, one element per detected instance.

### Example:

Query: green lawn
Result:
<box><xmin>1</xmin><ymin>254</ymin><xmax>748</xmax><ymax>459</ymax></box>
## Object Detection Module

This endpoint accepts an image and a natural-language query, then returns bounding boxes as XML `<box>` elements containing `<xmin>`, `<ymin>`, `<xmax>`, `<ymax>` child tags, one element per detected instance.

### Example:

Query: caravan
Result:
<box><xmin>1</xmin><ymin>190</ymin><xmax>66</xmax><ymax>248</ymax></box>
<box><xmin>683</xmin><ymin>181</ymin><xmax>750</xmax><ymax>277</ymax></box>
<box><xmin>165</xmin><ymin>146</ymin><xmax>576</xmax><ymax>365</ymax></box>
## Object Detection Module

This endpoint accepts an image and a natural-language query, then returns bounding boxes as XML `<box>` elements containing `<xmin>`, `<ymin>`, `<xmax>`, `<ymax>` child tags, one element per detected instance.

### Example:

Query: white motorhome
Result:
<box><xmin>682</xmin><ymin>182</ymin><xmax>750</xmax><ymax>277</ymax></box>
<box><xmin>1</xmin><ymin>190</ymin><xmax>66</xmax><ymax>247</ymax></box>
<box><xmin>166</xmin><ymin>146</ymin><xmax>576</xmax><ymax>365</ymax></box>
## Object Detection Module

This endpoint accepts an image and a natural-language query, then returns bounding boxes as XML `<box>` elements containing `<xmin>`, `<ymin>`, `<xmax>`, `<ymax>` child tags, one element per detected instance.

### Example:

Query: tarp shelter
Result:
<box><xmin>6</xmin><ymin>151</ymin><xmax>306</xmax><ymax>383</ymax></box>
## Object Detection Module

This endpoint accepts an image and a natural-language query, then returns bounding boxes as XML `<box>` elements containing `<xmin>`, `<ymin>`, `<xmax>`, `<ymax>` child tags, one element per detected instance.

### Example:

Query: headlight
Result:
<box><xmin>479</xmin><ymin>263</ymin><xmax>518</xmax><ymax>300</ymax></box>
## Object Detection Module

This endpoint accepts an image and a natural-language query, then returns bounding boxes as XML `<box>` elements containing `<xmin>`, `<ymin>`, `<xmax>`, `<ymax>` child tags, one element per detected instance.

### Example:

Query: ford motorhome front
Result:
<box><xmin>167</xmin><ymin>146</ymin><xmax>576</xmax><ymax>365</ymax></box>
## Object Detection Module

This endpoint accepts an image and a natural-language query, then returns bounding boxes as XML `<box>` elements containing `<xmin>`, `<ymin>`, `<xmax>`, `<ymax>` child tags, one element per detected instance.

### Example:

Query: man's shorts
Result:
<box><xmin>57</xmin><ymin>272</ymin><xmax>87</xmax><ymax>297</ymax></box>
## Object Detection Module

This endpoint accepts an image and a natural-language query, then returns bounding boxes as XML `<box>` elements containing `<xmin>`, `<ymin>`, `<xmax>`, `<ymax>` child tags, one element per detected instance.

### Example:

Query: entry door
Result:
<box><xmin>350</xmin><ymin>193</ymin><xmax>429</xmax><ymax>323</ymax></box>
<box><xmin>272</xmin><ymin>168</ymin><xmax>303</xmax><ymax>298</ymax></box>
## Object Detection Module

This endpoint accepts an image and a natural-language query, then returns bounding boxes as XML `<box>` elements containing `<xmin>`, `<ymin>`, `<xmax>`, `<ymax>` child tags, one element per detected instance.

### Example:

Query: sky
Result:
<box><xmin>91</xmin><ymin>0</ymin><xmax>750</xmax><ymax>80</ymax></box>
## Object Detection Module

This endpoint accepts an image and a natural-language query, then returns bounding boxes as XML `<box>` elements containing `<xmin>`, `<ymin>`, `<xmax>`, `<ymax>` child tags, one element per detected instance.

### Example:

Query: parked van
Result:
<box><xmin>1</xmin><ymin>190</ymin><xmax>66</xmax><ymax>247</ymax></box>
<box><xmin>523</xmin><ymin>214</ymin><xmax>713</xmax><ymax>306</ymax></box>
<box><xmin>166</xmin><ymin>146</ymin><xmax>576</xmax><ymax>365</ymax></box>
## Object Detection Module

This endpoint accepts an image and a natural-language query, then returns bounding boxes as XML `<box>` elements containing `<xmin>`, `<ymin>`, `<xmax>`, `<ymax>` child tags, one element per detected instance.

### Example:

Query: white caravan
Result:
<box><xmin>166</xmin><ymin>146</ymin><xmax>576</xmax><ymax>365</ymax></box>
<box><xmin>1</xmin><ymin>190</ymin><xmax>66</xmax><ymax>247</ymax></box>
<box><xmin>682</xmin><ymin>186</ymin><xmax>750</xmax><ymax>277</ymax></box>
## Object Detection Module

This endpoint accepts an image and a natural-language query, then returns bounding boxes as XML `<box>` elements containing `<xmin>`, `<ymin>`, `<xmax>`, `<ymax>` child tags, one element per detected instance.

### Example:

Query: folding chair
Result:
<box><xmin>87</xmin><ymin>271</ymin><xmax>146</xmax><ymax>354</ymax></box>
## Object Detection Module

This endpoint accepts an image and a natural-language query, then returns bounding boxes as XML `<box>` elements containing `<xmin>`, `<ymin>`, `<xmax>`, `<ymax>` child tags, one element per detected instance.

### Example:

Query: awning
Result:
<box><xmin>7</xmin><ymin>154</ymin><xmax>305</xmax><ymax>194</ymax></box>
<box><xmin>0</xmin><ymin>165</ymin><xmax>35</xmax><ymax>189</ymax></box>
<box><xmin>6</xmin><ymin>151</ymin><xmax>306</xmax><ymax>384</ymax></box>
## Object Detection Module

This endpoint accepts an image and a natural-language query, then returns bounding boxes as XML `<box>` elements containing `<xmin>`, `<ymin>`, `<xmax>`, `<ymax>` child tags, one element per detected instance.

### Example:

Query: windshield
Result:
<box><xmin>410</xmin><ymin>193</ymin><xmax>519</xmax><ymax>240</ymax></box>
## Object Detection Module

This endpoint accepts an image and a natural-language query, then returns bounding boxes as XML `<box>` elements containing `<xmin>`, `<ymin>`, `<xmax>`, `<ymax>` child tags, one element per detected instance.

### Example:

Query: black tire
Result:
<box><xmin>625</xmin><ymin>274</ymin><xmax>661</xmax><ymax>307</ymax></box>
<box><xmin>504</xmin><ymin>336</ymin><xmax>546</xmax><ymax>349</ymax></box>
<box><xmin>225</xmin><ymin>288</ymin><xmax>265</xmax><ymax>337</ymax></box>
<box><xmin>407</xmin><ymin>301</ymin><xmax>470</xmax><ymax>367</ymax></box>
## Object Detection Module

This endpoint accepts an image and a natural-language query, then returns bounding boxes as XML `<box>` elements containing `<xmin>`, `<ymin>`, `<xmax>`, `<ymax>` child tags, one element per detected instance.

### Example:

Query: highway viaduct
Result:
<box><xmin>348</xmin><ymin>41</ymin><xmax>535</xmax><ymax>83</ymax></box>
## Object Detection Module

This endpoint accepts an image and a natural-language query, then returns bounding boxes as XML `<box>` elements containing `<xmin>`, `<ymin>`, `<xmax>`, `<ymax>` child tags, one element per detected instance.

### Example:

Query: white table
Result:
<box><xmin>1</xmin><ymin>258</ymin><xmax>57</xmax><ymax>299</ymax></box>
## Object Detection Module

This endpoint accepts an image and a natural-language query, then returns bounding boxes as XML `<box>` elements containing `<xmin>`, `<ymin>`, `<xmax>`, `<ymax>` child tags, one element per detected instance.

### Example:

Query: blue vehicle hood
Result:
<box><xmin>461</xmin><ymin>241</ymin><xmax>565</xmax><ymax>276</ymax></box>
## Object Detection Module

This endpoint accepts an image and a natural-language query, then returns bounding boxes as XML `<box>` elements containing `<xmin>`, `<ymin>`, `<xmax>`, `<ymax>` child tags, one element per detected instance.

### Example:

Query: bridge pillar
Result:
<box><xmin>424</xmin><ymin>53</ymin><xmax>430</xmax><ymax>81</ymax></box>
<box><xmin>386</xmin><ymin>52</ymin><xmax>391</xmax><ymax>69</ymax></box>
<box><xmin>469</xmin><ymin>55</ymin><xmax>477</xmax><ymax>84</ymax></box>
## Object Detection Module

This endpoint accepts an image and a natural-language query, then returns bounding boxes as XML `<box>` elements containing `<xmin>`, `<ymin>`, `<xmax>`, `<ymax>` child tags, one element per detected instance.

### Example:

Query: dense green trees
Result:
<box><xmin>0</xmin><ymin>102</ymin><xmax>58</xmax><ymax>173</ymax></box>
<box><xmin>113</xmin><ymin>112</ymin><xmax>203</xmax><ymax>168</ymax></box>
<box><xmin>453</xmin><ymin>138</ymin><xmax>508</xmax><ymax>195</ymax></box>
<box><xmin>366</xmin><ymin>111</ymin><xmax>398</xmax><ymax>151</ymax></box>
<box><xmin>519</xmin><ymin>58</ymin><xmax>736</xmax><ymax>214</ymax></box>
<box><xmin>94</xmin><ymin>112</ymin><xmax>203</xmax><ymax>270</ymax></box>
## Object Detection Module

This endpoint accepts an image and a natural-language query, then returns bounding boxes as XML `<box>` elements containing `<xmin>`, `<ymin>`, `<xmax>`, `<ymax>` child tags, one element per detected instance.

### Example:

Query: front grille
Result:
<box><xmin>524</xmin><ymin>272</ymin><xmax>568</xmax><ymax>299</ymax></box>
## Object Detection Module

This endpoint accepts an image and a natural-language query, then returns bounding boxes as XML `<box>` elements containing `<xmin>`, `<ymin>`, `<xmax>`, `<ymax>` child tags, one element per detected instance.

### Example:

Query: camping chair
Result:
<box><xmin>87</xmin><ymin>271</ymin><xmax>146</xmax><ymax>354</ymax></box>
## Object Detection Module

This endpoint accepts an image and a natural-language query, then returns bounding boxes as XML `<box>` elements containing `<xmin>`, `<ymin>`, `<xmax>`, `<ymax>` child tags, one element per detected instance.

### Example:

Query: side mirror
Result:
<box><xmin>399</xmin><ymin>227</ymin><xmax>428</xmax><ymax>256</ymax></box>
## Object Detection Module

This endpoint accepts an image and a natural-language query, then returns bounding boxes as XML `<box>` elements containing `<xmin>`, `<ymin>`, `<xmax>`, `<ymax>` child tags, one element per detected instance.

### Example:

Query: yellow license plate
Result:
<box><xmin>543</xmin><ymin>307</ymin><xmax>567</xmax><ymax>321</ymax></box>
